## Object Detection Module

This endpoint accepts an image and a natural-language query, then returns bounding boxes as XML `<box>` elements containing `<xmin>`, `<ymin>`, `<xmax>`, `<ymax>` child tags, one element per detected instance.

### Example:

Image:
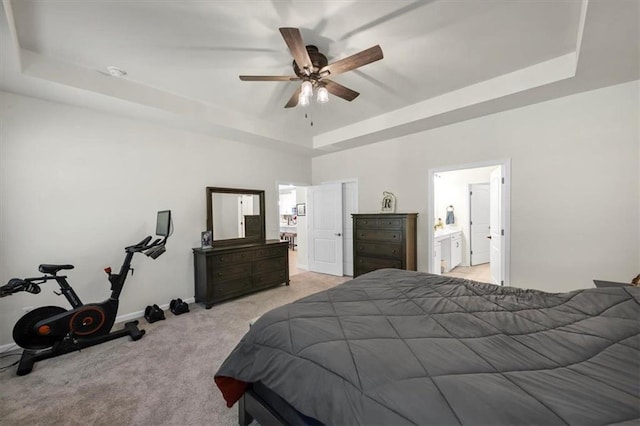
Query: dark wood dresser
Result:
<box><xmin>193</xmin><ymin>240</ymin><xmax>289</xmax><ymax>308</ymax></box>
<box><xmin>352</xmin><ymin>213</ymin><xmax>418</xmax><ymax>277</ymax></box>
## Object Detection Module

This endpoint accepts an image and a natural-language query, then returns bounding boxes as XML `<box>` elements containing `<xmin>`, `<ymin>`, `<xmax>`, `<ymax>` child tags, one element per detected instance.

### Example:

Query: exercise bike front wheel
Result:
<box><xmin>13</xmin><ymin>306</ymin><xmax>67</xmax><ymax>350</ymax></box>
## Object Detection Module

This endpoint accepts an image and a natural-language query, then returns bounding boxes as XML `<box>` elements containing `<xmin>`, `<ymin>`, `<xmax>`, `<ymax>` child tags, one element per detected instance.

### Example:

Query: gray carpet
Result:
<box><xmin>0</xmin><ymin>272</ymin><xmax>348</xmax><ymax>426</ymax></box>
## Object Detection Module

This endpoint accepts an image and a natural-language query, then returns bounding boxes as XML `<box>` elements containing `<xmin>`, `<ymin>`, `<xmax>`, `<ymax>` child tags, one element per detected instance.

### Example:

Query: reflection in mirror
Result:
<box><xmin>206</xmin><ymin>187</ymin><xmax>266</xmax><ymax>247</ymax></box>
<box><xmin>212</xmin><ymin>193</ymin><xmax>261</xmax><ymax>240</ymax></box>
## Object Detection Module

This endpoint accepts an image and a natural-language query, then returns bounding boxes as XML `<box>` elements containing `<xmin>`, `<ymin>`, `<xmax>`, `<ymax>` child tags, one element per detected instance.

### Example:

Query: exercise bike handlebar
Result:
<box><xmin>0</xmin><ymin>278</ymin><xmax>42</xmax><ymax>297</ymax></box>
<box><xmin>125</xmin><ymin>235</ymin><xmax>167</xmax><ymax>253</ymax></box>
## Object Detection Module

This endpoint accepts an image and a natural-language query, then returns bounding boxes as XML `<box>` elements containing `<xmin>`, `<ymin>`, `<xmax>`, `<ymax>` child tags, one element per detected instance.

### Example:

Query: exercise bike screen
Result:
<box><xmin>156</xmin><ymin>210</ymin><xmax>172</xmax><ymax>237</ymax></box>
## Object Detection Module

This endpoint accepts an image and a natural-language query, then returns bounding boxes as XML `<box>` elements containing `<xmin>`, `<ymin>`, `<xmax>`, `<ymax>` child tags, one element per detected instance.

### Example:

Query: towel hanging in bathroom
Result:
<box><xmin>445</xmin><ymin>205</ymin><xmax>455</xmax><ymax>225</ymax></box>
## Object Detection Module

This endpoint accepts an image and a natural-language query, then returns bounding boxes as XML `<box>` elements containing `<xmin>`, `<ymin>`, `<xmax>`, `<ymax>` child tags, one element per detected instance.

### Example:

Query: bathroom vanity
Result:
<box><xmin>432</xmin><ymin>228</ymin><xmax>462</xmax><ymax>274</ymax></box>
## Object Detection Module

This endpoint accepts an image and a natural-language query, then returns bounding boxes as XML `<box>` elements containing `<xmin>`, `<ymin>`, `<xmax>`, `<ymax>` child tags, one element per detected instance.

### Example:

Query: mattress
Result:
<box><xmin>216</xmin><ymin>269</ymin><xmax>640</xmax><ymax>425</ymax></box>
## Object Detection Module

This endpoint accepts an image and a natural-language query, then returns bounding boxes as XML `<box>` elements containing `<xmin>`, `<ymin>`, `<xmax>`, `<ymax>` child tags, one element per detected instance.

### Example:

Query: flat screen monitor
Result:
<box><xmin>156</xmin><ymin>210</ymin><xmax>172</xmax><ymax>237</ymax></box>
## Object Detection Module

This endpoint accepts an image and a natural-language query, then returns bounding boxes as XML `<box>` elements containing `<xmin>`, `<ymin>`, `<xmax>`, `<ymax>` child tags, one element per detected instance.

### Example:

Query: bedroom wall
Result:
<box><xmin>312</xmin><ymin>80</ymin><xmax>640</xmax><ymax>292</ymax></box>
<box><xmin>0</xmin><ymin>91</ymin><xmax>311</xmax><ymax>347</ymax></box>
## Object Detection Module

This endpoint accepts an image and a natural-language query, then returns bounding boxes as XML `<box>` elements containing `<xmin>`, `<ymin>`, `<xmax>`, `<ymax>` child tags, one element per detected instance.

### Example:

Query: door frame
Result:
<box><xmin>427</xmin><ymin>159</ymin><xmax>511</xmax><ymax>286</ymax></box>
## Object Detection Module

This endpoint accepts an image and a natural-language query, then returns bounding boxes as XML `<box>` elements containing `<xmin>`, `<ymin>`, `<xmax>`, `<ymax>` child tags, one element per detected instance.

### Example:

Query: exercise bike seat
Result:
<box><xmin>39</xmin><ymin>264</ymin><xmax>74</xmax><ymax>275</ymax></box>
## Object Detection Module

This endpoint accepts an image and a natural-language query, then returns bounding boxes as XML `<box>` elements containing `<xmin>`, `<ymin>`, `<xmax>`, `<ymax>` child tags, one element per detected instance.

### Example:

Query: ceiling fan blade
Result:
<box><xmin>279</xmin><ymin>27</ymin><xmax>313</xmax><ymax>72</ymax></box>
<box><xmin>320</xmin><ymin>45</ymin><xmax>383</xmax><ymax>77</ymax></box>
<box><xmin>284</xmin><ymin>86</ymin><xmax>302</xmax><ymax>108</ymax></box>
<box><xmin>323</xmin><ymin>80</ymin><xmax>360</xmax><ymax>102</ymax></box>
<box><xmin>239</xmin><ymin>75</ymin><xmax>300</xmax><ymax>81</ymax></box>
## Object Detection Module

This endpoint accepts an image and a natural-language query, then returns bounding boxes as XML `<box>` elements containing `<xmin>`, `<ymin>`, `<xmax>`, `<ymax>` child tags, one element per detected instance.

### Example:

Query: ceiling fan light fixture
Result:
<box><xmin>317</xmin><ymin>86</ymin><xmax>329</xmax><ymax>104</ymax></box>
<box><xmin>301</xmin><ymin>80</ymin><xmax>313</xmax><ymax>97</ymax></box>
<box><xmin>298</xmin><ymin>92</ymin><xmax>310</xmax><ymax>107</ymax></box>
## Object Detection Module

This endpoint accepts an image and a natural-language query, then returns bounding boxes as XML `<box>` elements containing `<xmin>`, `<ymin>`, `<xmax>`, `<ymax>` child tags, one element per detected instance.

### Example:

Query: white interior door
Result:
<box><xmin>308</xmin><ymin>183</ymin><xmax>343</xmax><ymax>276</ymax></box>
<box><xmin>237</xmin><ymin>195</ymin><xmax>254</xmax><ymax>237</ymax></box>
<box><xmin>470</xmin><ymin>183</ymin><xmax>490</xmax><ymax>265</ymax></box>
<box><xmin>489</xmin><ymin>168</ymin><xmax>503</xmax><ymax>284</ymax></box>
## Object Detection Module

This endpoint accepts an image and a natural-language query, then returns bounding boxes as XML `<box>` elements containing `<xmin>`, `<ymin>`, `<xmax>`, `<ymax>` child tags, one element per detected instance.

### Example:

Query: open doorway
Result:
<box><xmin>278</xmin><ymin>184</ymin><xmax>305</xmax><ymax>277</ymax></box>
<box><xmin>279</xmin><ymin>180</ymin><xmax>358</xmax><ymax>278</ymax></box>
<box><xmin>428</xmin><ymin>160</ymin><xmax>510</xmax><ymax>285</ymax></box>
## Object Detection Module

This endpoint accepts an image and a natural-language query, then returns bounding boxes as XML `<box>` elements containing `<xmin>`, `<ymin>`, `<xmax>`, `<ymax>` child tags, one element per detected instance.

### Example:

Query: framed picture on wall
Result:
<box><xmin>296</xmin><ymin>203</ymin><xmax>306</xmax><ymax>216</ymax></box>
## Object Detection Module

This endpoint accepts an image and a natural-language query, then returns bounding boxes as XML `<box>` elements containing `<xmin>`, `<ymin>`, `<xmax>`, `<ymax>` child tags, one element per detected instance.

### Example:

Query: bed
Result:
<box><xmin>215</xmin><ymin>269</ymin><xmax>640</xmax><ymax>425</ymax></box>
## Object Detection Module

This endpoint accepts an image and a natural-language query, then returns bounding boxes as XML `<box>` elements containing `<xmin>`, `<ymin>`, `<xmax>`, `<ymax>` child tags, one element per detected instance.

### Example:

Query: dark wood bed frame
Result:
<box><xmin>238</xmin><ymin>388</ymin><xmax>289</xmax><ymax>426</ymax></box>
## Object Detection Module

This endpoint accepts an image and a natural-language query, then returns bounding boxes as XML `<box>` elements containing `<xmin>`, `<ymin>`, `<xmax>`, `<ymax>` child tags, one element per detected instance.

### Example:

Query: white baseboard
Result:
<box><xmin>0</xmin><ymin>297</ymin><xmax>197</xmax><ymax>350</ymax></box>
<box><xmin>116</xmin><ymin>297</ymin><xmax>196</xmax><ymax>323</ymax></box>
<box><xmin>0</xmin><ymin>342</ymin><xmax>19</xmax><ymax>353</ymax></box>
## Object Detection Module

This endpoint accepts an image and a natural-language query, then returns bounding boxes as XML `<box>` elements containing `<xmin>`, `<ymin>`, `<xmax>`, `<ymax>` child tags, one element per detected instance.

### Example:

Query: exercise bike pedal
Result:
<box><xmin>144</xmin><ymin>304</ymin><xmax>165</xmax><ymax>323</ymax></box>
<box><xmin>169</xmin><ymin>298</ymin><xmax>189</xmax><ymax>315</ymax></box>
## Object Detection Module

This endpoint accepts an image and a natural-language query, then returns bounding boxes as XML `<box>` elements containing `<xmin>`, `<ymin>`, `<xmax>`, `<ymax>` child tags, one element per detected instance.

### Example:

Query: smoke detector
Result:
<box><xmin>106</xmin><ymin>66</ymin><xmax>127</xmax><ymax>77</ymax></box>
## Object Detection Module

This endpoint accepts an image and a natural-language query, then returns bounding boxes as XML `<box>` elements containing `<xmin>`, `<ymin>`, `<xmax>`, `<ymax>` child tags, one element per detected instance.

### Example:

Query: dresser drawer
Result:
<box><xmin>355</xmin><ymin>229</ymin><xmax>403</xmax><ymax>242</ymax></box>
<box><xmin>210</xmin><ymin>250</ymin><xmax>253</xmax><ymax>267</ymax></box>
<box><xmin>253</xmin><ymin>256</ymin><xmax>287</xmax><ymax>274</ymax></box>
<box><xmin>376</xmin><ymin>218</ymin><xmax>403</xmax><ymax>229</ymax></box>
<box><xmin>354</xmin><ymin>256</ymin><xmax>402</xmax><ymax>276</ymax></box>
<box><xmin>355</xmin><ymin>242</ymin><xmax>402</xmax><ymax>259</ymax></box>
<box><xmin>354</xmin><ymin>217</ymin><xmax>403</xmax><ymax>229</ymax></box>
<box><xmin>210</xmin><ymin>278</ymin><xmax>252</xmax><ymax>300</ymax></box>
<box><xmin>355</xmin><ymin>255</ymin><xmax>402</xmax><ymax>270</ymax></box>
<box><xmin>253</xmin><ymin>269</ymin><xmax>287</xmax><ymax>289</ymax></box>
<box><xmin>208</xmin><ymin>262</ymin><xmax>252</xmax><ymax>283</ymax></box>
<box><xmin>254</xmin><ymin>245</ymin><xmax>288</xmax><ymax>260</ymax></box>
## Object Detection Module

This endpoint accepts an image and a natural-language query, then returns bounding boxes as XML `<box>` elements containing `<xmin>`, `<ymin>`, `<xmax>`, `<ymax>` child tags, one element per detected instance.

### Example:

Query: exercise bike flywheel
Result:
<box><xmin>13</xmin><ymin>306</ymin><xmax>67</xmax><ymax>350</ymax></box>
<box><xmin>69</xmin><ymin>306</ymin><xmax>107</xmax><ymax>335</ymax></box>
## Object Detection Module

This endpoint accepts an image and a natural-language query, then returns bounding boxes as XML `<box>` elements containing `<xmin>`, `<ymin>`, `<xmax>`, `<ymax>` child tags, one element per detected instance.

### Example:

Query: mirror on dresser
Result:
<box><xmin>206</xmin><ymin>187</ymin><xmax>266</xmax><ymax>246</ymax></box>
<box><xmin>196</xmin><ymin>187</ymin><xmax>289</xmax><ymax>309</ymax></box>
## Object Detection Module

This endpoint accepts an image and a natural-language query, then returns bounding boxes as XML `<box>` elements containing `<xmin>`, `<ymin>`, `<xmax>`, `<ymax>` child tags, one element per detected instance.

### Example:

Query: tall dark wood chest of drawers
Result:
<box><xmin>352</xmin><ymin>213</ymin><xmax>418</xmax><ymax>277</ymax></box>
<box><xmin>193</xmin><ymin>240</ymin><xmax>289</xmax><ymax>308</ymax></box>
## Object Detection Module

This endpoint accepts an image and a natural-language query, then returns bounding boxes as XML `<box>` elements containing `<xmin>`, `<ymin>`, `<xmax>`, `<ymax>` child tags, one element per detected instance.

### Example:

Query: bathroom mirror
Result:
<box><xmin>206</xmin><ymin>187</ymin><xmax>265</xmax><ymax>246</ymax></box>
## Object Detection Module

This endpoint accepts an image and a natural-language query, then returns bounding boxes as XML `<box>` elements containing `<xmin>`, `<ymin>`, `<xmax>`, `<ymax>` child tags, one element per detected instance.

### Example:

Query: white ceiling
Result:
<box><xmin>1</xmin><ymin>0</ymin><xmax>638</xmax><ymax>156</ymax></box>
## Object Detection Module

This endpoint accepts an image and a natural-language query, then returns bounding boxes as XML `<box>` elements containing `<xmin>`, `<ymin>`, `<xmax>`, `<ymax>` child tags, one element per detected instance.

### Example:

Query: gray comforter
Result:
<box><xmin>216</xmin><ymin>269</ymin><xmax>640</xmax><ymax>425</ymax></box>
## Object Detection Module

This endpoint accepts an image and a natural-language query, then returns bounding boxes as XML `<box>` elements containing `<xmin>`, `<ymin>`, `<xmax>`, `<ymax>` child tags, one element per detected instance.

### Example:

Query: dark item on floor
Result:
<box><xmin>144</xmin><ymin>304</ymin><xmax>166</xmax><ymax>323</ymax></box>
<box><xmin>170</xmin><ymin>298</ymin><xmax>190</xmax><ymax>315</ymax></box>
<box><xmin>0</xmin><ymin>210</ymin><xmax>172</xmax><ymax>376</ymax></box>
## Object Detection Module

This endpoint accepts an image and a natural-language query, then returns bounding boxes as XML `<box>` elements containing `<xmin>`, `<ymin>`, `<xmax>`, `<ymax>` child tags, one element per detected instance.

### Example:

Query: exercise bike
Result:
<box><xmin>0</xmin><ymin>210</ymin><xmax>172</xmax><ymax>376</ymax></box>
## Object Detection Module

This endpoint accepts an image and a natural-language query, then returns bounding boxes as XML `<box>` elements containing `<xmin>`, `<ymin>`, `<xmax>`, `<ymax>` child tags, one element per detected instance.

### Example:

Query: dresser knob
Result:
<box><xmin>217</xmin><ymin>272</ymin><xmax>222</xmax><ymax>276</ymax></box>
<box><xmin>220</xmin><ymin>257</ymin><xmax>224</xmax><ymax>261</ymax></box>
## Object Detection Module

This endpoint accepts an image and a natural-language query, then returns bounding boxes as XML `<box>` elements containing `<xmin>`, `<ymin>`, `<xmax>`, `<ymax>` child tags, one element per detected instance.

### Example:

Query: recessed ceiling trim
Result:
<box><xmin>574</xmin><ymin>0</ymin><xmax>590</xmax><ymax>68</ymax></box>
<box><xmin>313</xmin><ymin>52</ymin><xmax>578</xmax><ymax>150</ymax></box>
<box><xmin>2</xmin><ymin>0</ymin><xmax>21</xmax><ymax>69</ymax></box>
<box><xmin>17</xmin><ymin>48</ymin><xmax>311</xmax><ymax>149</ymax></box>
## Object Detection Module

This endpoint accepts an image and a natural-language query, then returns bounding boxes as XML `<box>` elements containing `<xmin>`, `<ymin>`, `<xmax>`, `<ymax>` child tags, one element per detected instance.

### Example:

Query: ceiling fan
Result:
<box><xmin>239</xmin><ymin>28</ymin><xmax>383</xmax><ymax>108</ymax></box>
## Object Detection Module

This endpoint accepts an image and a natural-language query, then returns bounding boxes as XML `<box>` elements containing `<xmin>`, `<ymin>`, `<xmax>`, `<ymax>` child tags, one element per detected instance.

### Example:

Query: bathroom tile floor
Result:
<box><xmin>445</xmin><ymin>263</ymin><xmax>493</xmax><ymax>283</ymax></box>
